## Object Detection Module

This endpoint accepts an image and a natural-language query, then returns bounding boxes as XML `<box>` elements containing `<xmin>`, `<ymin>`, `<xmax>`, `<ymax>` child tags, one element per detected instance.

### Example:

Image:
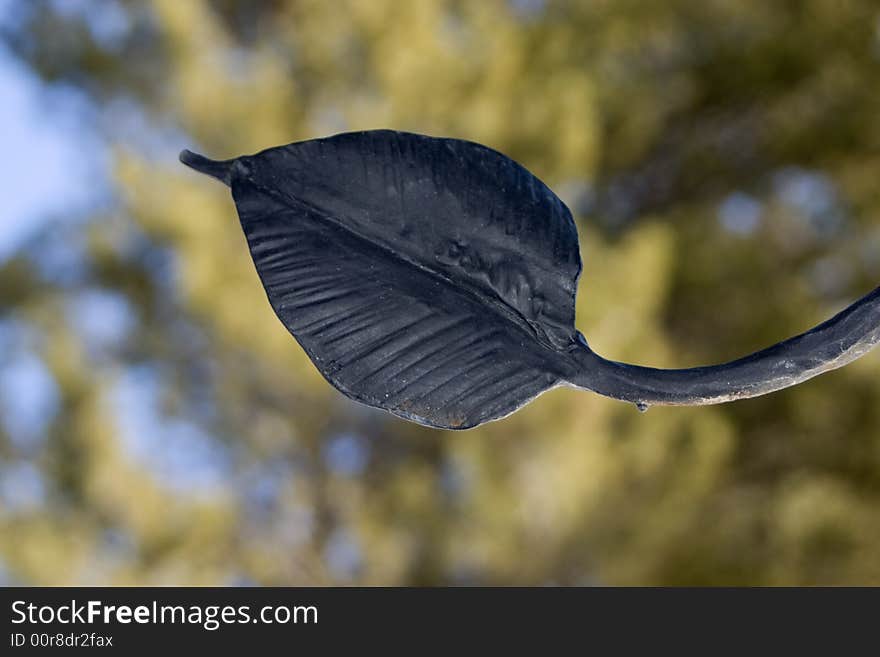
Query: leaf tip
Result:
<box><xmin>179</xmin><ymin>149</ymin><xmax>233</xmax><ymax>187</ymax></box>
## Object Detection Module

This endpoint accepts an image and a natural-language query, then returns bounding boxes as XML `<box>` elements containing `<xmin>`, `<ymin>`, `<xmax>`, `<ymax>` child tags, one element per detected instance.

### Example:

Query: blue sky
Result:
<box><xmin>0</xmin><ymin>39</ymin><xmax>106</xmax><ymax>261</ymax></box>
<box><xmin>0</xmin><ymin>24</ymin><xmax>230</xmax><ymax>495</ymax></box>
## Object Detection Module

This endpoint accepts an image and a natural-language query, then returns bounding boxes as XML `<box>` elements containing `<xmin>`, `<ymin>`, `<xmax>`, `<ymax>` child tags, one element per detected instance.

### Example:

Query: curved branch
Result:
<box><xmin>573</xmin><ymin>284</ymin><xmax>880</xmax><ymax>409</ymax></box>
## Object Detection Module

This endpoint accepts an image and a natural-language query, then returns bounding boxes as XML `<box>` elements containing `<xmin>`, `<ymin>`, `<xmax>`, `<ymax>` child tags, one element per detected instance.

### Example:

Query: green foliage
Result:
<box><xmin>1</xmin><ymin>0</ymin><xmax>879</xmax><ymax>585</ymax></box>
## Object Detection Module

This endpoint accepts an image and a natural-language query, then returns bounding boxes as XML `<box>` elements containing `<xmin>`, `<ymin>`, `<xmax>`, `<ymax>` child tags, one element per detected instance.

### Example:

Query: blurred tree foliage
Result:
<box><xmin>1</xmin><ymin>0</ymin><xmax>879</xmax><ymax>585</ymax></box>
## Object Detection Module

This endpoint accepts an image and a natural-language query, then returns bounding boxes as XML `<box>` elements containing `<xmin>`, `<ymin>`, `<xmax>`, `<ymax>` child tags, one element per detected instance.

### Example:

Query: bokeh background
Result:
<box><xmin>1</xmin><ymin>0</ymin><xmax>879</xmax><ymax>585</ymax></box>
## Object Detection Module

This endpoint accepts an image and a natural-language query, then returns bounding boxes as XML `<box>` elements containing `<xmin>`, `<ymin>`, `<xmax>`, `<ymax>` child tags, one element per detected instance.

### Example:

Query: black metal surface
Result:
<box><xmin>180</xmin><ymin>130</ymin><xmax>880</xmax><ymax>429</ymax></box>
